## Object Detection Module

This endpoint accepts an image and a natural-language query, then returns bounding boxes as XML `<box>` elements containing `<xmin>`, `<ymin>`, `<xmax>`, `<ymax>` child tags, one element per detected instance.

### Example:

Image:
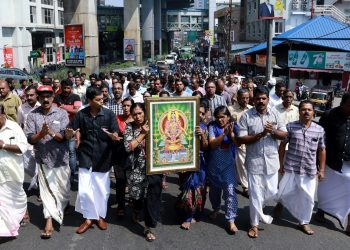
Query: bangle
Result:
<box><xmin>1</xmin><ymin>143</ymin><xmax>6</xmax><ymax>150</ymax></box>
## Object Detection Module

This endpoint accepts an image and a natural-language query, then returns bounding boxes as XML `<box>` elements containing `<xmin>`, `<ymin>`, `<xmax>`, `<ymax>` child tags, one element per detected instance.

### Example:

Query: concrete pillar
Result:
<box><xmin>141</xmin><ymin>0</ymin><xmax>154</xmax><ymax>61</ymax></box>
<box><xmin>63</xmin><ymin>0</ymin><xmax>99</xmax><ymax>74</ymax></box>
<box><xmin>208</xmin><ymin>0</ymin><xmax>215</xmax><ymax>33</ymax></box>
<box><xmin>124</xmin><ymin>0</ymin><xmax>142</xmax><ymax>65</ymax></box>
<box><xmin>154</xmin><ymin>0</ymin><xmax>162</xmax><ymax>56</ymax></box>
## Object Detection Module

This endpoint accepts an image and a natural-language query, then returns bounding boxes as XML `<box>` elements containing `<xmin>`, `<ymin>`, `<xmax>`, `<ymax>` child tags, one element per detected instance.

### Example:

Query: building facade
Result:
<box><xmin>0</xmin><ymin>0</ymin><xmax>65</xmax><ymax>70</ymax></box>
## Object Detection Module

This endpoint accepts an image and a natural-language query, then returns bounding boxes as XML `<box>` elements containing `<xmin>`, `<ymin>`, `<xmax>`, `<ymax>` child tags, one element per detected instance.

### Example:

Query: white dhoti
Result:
<box><xmin>38</xmin><ymin>164</ymin><xmax>71</xmax><ymax>225</ymax></box>
<box><xmin>235</xmin><ymin>147</ymin><xmax>248</xmax><ymax>189</ymax></box>
<box><xmin>318</xmin><ymin>164</ymin><xmax>350</xmax><ymax>229</ymax></box>
<box><xmin>0</xmin><ymin>181</ymin><xmax>27</xmax><ymax>237</ymax></box>
<box><xmin>75</xmin><ymin>168</ymin><xmax>110</xmax><ymax>220</ymax></box>
<box><xmin>276</xmin><ymin>172</ymin><xmax>317</xmax><ymax>224</ymax></box>
<box><xmin>23</xmin><ymin>148</ymin><xmax>38</xmax><ymax>190</ymax></box>
<box><xmin>248</xmin><ymin>172</ymin><xmax>279</xmax><ymax>226</ymax></box>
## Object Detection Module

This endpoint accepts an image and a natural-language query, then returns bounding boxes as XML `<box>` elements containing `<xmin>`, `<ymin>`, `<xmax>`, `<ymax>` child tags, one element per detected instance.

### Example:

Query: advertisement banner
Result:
<box><xmin>256</xmin><ymin>54</ymin><xmax>276</xmax><ymax>66</ymax></box>
<box><xmin>259</xmin><ymin>0</ymin><xmax>285</xmax><ymax>20</ymax></box>
<box><xmin>64</xmin><ymin>24</ymin><xmax>85</xmax><ymax>66</ymax></box>
<box><xmin>204</xmin><ymin>30</ymin><xmax>214</xmax><ymax>45</ymax></box>
<box><xmin>235</xmin><ymin>55</ymin><xmax>253</xmax><ymax>64</ymax></box>
<box><xmin>3</xmin><ymin>48</ymin><xmax>14</xmax><ymax>68</ymax></box>
<box><xmin>124</xmin><ymin>39</ymin><xmax>136</xmax><ymax>61</ymax></box>
<box><xmin>288</xmin><ymin>50</ymin><xmax>350</xmax><ymax>71</ymax></box>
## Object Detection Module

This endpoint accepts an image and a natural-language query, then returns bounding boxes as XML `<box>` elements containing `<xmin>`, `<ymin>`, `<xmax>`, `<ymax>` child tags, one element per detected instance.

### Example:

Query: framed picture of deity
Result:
<box><xmin>145</xmin><ymin>97</ymin><xmax>200</xmax><ymax>175</ymax></box>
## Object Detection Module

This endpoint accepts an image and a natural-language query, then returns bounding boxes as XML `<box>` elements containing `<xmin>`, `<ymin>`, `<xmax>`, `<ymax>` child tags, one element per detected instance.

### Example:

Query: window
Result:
<box><xmin>181</xmin><ymin>16</ymin><xmax>190</xmax><ymax>23</ymax></box>
<box><xmin>59</xmin><ymin>33</ymin><xmax>64</xmax><ymax>43</ymax></box>
<box><xmin>45</xmin><ymin>35</ymin><xmax>53</xmax><ymax>44</ymax></box>
<box><xmin>274</xmin><ymin>21</ymin><xmax>284</xmax><ymax>34</ymax></box>
<box><xmin>58</xmin><ymin>10</ymin><xmax>64</xmax><ymax>25</ymax></box>
<box><xmin>41</xmin><ymin>0</ymin><xmax>53</xmax><ymax>5</ymax></box>
<box><xmin>42</xmin><ymin>8</ymin><xmax>53</xmax><ymax>24</ymax></box>
<box><xmin>168</xmin><ymin>15</ymin><xmax>178</xmax><ymax>23</ymax></box>
<box><xmin>46</xmin><ymin>47</ymin><xmax>53</xmax><ymax>63</ymax></box>
<box><xmin>30</xmin><ymin>6</ymin><xmax>37</xmax><ymax>23</ymax></box>
<box><xmin>57</xmin><ymin>0</ymin><xmax>64</xmax><ymax>8</ymax></box>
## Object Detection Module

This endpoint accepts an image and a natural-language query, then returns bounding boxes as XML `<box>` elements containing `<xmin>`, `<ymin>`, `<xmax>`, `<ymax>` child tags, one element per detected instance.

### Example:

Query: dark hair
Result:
<box><xmin>298</xmin><ymin>100</ymin><xmax>314</xmax><ymax>110</ymax></box>
<box><xmin>5</xmin><ymin>77</ymin><xmax>14</xmax><ymax>84</ymax></box>
<box><xmin>128</xmin><ymin>81</ymin><xmax>137</xmax><ymax>90</ymax></box>
<box><xmin>81</xmin><ymin>72</ymin><xmax>86</xmax><ymax>77</ymax></box>
<box><xmin>253</xmin><ymin>85</ymin><xmax>269</xmax><ymax>98</ymax></box>
<box><xmin>89</xmin><ymin>73</ymin><xmax>98</xmax><ymax>79</ymax></box>
<box><xmin>99</xmin><ymin>72</ymin><xmax>107</xmax><ymax>80</ymax></box>
<box><xmin>282</xmin><ymin>89</ymin><xmax>293</xmax><ymax>96</ymax></box>
<box><xmin>205</xmin><ymin>80</ymin><xmax>216</xmax><ymax>88</ymax></box>
<box><xmin>214</xmin><ymin>105</ymin><xmax>231</xmax><ymax>119</ymax></box>
<box><xmin>340</xmin><ymin>92</ymin><xmax>350</xmax><ymax>106</ymax></box>
<box><xmin>122</xmin><ymin>97</ymin><xmax>135</xmax><ymax>105</ymax></box>
<box><xmin>100</xmin><ymin>82</ymin><xmax>109</xmax><ymax>90</ymax></box>
<box><xmin>237</xmin><ymin>88</ymin><xmax>249</xmax><ymax>96</ymax></box>
<box><xmin>86</xmin><ymin>87</ymin><xmax>102</xmax><ymax>100</ymax></box>
<box><xmin>25</xmin><ymin>84</ymin><xmax>37</xmax><ymax>94</ymax></box>
<box><xmin>200</xmin><ymin>100</ymin><xmax>208</xmax><ymax>111</ymax></box>
<box><xmin>61</xmin><ymin>79</ymin><xmax>73</xmax><ymax>87</ymax></box>
<box><xmin>275</xmin><ymin>82</ymin><xmax>286</xmax><ymax>89</ymax></box>
<box><xmin>192</xmin><ymin>90</ymin><xmax>203</xmax><ymax>97</ymax></box>
<box><xmin>131</xmin><ymin>103</ymin><xmax>146</xmax><ymax>114</ymax></box>
<box><xmin>20</xmin><ymin>79</ymin><xmax>26</xmax><ymax>84</ymax></box>
<box><xmin>159</xmin><ymin>90</ymin><xmax>170</xmax><ymax>97</ymax></box>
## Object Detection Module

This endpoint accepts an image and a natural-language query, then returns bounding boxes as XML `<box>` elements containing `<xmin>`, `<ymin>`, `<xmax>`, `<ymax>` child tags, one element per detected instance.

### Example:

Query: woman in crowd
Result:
<box><xmin>177</xmin><ymin>102</ymin><xmax>208</xmax><ymax>230</ymax></box>
<box><xmin>207</xmin><ymin>105</ymin><xmax>239</xmax><ymax>234</ymax></box>
<box><xmin>124</xmin><ymin>103</ymin><xmax>163</xmax><ymax>242</ymax></box>
<box><xmin>113</xmin><ymin>97</ymin><xmax>134</xmax><ymax>217</ymax></box>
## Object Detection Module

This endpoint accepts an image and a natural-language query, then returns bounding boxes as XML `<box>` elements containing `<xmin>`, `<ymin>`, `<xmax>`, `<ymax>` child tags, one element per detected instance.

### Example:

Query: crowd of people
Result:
<box><xmin>0</xmin><ymin>68</ymin><xmax>349</xmax><ymax>242</ymax></box>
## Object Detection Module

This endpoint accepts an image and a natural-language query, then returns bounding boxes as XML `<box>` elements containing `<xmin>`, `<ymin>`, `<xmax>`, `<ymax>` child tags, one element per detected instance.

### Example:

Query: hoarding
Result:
<box><xmin>124</xmin><ymin>39</ymin><xmax>136</xmax><ymax>61</ymax></box>
<box><xmin>64</xmin><ymin>24</ymin><xmax>85</xmax><ymax>66</ymax></box>
<box><xmin>3</xmin><ymin>47</ymin><xmax>14</xmax><ymax>68</ymax></box>
<box><xmin>259</xmin><ymin>0</ymin><xmax>285</xmax><ymax>20</ymax></box>
<box><xmin>288</xmin><ymin>50</ymin><xmax>350</xmax><ymax>71</ymax></box>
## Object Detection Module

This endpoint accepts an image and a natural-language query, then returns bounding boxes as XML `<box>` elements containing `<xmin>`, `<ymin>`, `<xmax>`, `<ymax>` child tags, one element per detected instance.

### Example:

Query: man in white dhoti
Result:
<box><xmin>228</xmin><ymin>88</ymin><xmax>252</xmax><ymax>197</ymax></box>
<box><xmin>275</xmin><ymin>100</ymin><xmax>326</xmax><ymax>235</ymax></box>
<box><xmin>238</xmin><ymin>86</ymin><xmax>288</xmax><ymax>238</ymax></box>
<box><xmin>26</xmin><ymin>85</ymin><xmax>70</xmax><ymax>239</ymax></box>
<box><xmin>0</xmin><ymin>104</ymin><xmax>28</xmax><ymax>237</ymax></box>
<box><xmin>316</xmin><ymin>93</ymin><xmax>350</xmax><ymax>236</ymax></box>
<box><xmin>65</xmin><ymin>87</ymin><xmax>119</xmax><ymax>234</ymax></box>
<box><xmin>17</xmin><ymin>85</ymin><xmax>41</xmax><ymax>191</ymax></box>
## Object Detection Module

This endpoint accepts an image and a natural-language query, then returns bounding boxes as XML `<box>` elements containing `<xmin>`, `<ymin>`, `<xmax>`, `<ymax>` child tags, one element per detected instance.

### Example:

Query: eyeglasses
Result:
<box><xmin>39</xmin><ymin>94</ymin><xmax>53</xmax><ymax>99</ymax></box>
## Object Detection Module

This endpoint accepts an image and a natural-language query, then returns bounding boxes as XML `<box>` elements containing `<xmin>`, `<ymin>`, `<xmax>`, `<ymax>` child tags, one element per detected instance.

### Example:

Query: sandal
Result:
<box><xmin>180</xmin><ymin>222</ymin><xmax>191</xmax><ymax>230</ymax></box>
<box><xmin>20</xmin><ymin>211</ymin><xmax>30</xmax><ymax>227</ymax></box>
<box><xmin>247</xmin><ymin>226</ymin><xmax>259</xmax><ymax>238</ymax></box>
<box><xmin>298</xmin><ymin>224</ymin><xmax>314</xmax><ymax>235</ymax></box>
<box><xmin>144</xmin><ymin>228</ymin><xmax>156</xmax><ymax>242</ymax></box>
<box><xmin>41</xmin><ymin>229</ymin><xmax>53</xmax><ymax>239</ymax></box>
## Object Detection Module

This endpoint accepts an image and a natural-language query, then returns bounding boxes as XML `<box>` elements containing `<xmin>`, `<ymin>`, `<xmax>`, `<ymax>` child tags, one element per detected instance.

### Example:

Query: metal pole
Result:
<box><xmin>265</xmin><ymin>19</ymin><xmax>273</xmax><ymax>81</ymax></box>
<box><xmin>227</xmin><ymin>0</ymin><xmax>232</xmax><ymax>67</ymax></box>
<box><xmin>208</xmin><ymin>45</ymin><xmax>211</xmax><ymax>75</ymax></box>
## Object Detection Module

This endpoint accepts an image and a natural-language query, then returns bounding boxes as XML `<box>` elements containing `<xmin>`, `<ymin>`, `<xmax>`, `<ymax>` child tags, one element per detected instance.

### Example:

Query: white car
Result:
<box><xmin>170</xmin><ymin>52</ymin><xmax>178</xmax><ymax>60</ymax></box>
<box><xmin>165</xmin><ymin>55</ymin><xmax>175</xmax><ymax>65</ymax></box>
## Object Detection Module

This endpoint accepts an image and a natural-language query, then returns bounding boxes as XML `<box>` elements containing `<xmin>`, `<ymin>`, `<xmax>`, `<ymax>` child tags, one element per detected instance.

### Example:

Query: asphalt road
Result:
<box><xmin>1</xmin><ymin>172</ymin><xmax>349</xmax><ymax>250</ymax></box>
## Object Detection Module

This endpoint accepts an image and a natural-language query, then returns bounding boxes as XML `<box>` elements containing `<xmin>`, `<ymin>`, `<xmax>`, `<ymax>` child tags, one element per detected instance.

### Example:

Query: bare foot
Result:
<box><xmin>227</xmin><ymin>221</ymin><xmax>238</xmax><ymax>234</ymax></box>
<box><xmin>191</xmin><ymin>218</ymin><xmax>197</xmax><ymax>224</ymax></box>
<box><xmin>180</xmin><ymin>222</ymin><xmax>191</xmax><ymax>230</ymax></box>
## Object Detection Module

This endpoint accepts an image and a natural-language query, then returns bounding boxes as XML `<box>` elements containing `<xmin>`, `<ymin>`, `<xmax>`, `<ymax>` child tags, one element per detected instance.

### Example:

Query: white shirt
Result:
<box><xmin>0</xmin><ymin>119</ymin><xmax>28</xmax><ymax>183</ymax></box>
<box><xmin>73</xmin><ymin>85</ymin><xmax>87</xmax><ymax>104</ymax></box>
<box><xmin>269</xmin><ymin>93</ymin><xmax>283</xmax><ymax>108</ymax></box>
<box><xmin>17</xmin><ymin>101</ymin><xmax>41</xmax><ymax>128</ymax></box>
<box><xmin>274</xmin><ymin>103</ymin><xmax>299</xmax><ymax>126</ymax></box>
<box><xmin>124</xmin><ymin>92</ymin><xmax>144</xmax><ymax>103</ymax></box>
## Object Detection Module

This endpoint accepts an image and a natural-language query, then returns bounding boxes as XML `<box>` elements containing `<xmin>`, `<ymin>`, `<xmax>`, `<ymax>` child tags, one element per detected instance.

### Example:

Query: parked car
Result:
<box><xmin>0</xmin><ymin>68</ymin><xmax>29</xmax><ymax>81</ymax></box>
<box><xmin>165</xmin><ymin>55</ymin><xmax>175</xmax><ymax>65</ymax></box>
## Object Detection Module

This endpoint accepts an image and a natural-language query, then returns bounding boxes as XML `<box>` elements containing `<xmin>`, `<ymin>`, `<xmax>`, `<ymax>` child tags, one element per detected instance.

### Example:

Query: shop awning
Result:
<box><xmin>289</xmin><ymin>68</ymin><xmax>343</xmax><ymax>74</ymax></box>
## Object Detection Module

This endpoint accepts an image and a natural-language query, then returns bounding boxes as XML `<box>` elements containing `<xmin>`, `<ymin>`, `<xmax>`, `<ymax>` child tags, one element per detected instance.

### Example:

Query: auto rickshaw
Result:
<box><xmin>308</xmin><ymin>85</ymin><xmax>334</xmax><ymax>114</ymax></box>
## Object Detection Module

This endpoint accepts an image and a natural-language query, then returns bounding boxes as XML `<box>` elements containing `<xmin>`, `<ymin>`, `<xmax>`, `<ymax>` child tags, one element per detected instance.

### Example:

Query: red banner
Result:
<box><xmin>56</xmin><ymin>49</ymin><xmax>61</xmax><ymax>62</ymax></box>
<box><xmin>3</xmin><ymin>47</ymin><xmax>14</xmax><ymax>67</ymax></box>
<box><xmin>64</xmin><ymin>24</ymin><xmax>85</xmax><ymax>66</ymax></box>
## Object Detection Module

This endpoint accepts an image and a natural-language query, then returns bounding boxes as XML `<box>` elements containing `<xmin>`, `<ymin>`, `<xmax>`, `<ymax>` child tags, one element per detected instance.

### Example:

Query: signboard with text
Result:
<box><xmin>64</xmin><ymin>24</ymin><xmax>85</xmax><ymax>66</ymax></box>
<box><xmin>256</xmin><ymin>54</ymin><xmax>276</xmax><ymax>66</ymax></box>
<box><xmin>288</xmin><ymin>50</ymin><xmax>350</xmax><ymax>71</ymax></box>
<box><xmin>3</xmin><ymin>47</ymin><xmax>14</xmax><ymax>67</ymax></box>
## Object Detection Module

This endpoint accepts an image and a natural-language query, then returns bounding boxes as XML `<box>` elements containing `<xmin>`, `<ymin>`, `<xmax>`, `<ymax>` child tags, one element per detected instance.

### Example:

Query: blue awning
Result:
<box><xmin>242</xmin><ymin>40</ymin><xmax>284</xmax><ymax>55</ymax></box>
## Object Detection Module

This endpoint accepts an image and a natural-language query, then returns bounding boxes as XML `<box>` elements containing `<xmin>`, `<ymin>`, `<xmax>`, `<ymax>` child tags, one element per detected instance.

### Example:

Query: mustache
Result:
<box><xmin>43</xmin><ymin>101</ymin><xmax>50</xmax><ymax>105</ymax></box>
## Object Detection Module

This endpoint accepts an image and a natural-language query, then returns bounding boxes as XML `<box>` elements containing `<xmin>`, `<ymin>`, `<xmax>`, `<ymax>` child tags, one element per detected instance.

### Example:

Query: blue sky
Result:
<box><xmin>105</xmin><ymin>0</ymin><xmax>123</xmax><ymax>6</ymax></box>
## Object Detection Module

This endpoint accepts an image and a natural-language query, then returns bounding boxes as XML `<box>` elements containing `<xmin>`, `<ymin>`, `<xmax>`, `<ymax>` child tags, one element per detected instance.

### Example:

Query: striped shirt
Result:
<box><xmin>238</xmin><ymin>107</ymin><xmax>287</xmax><ymax>175</ymax></box>
<box><xmin>203</xmin><ymin>94</ymin><xmax>227</xmax><ymax>114</ymax></box>
<box><xmin>284</xmin><ymin>121</ymin><xmax>325</xmax><ymax>177</ymax></box>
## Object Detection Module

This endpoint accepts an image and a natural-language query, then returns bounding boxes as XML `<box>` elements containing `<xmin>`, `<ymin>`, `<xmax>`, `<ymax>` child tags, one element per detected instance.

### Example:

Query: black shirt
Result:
<box><xmin>69</xmin><ymin>106</ymin><xmax>119</xmax><ymax>172</ymax></box>
<box><xmin>54</xmin><ymin>92</ymin><xmax>81</xmax><ymax>106</ymax></box>
<box><xmin>319</xmin><ymin>106</ymin><xmax>350</xmax><ymax>172</ymax></box>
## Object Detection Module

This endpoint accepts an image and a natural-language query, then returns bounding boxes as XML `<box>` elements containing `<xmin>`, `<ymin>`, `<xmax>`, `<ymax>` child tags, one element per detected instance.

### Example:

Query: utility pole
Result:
<box><xmin>265</xmin><ymin>19</ymin><xmax>273</xmax><ymax>81</ymax></box>
<box><xmin>226</xmin><ymin>0</ymin><xmax>233</xmax><ymax>67</ymax></box>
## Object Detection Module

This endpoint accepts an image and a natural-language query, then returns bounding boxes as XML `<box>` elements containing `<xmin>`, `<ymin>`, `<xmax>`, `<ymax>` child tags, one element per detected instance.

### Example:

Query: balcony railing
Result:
<box><xmin>167</xmin><ymin>22</ymin><xmax>204</xmax><ymax>31</ymax></box>
<box><xmin>314</xmin><ymin>5</ymin><xmax>350</xmax><ymax>24</ymax></box>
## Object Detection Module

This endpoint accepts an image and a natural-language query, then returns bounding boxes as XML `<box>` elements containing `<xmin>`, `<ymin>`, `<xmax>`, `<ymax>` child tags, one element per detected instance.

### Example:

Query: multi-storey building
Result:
<box><xmin>0</xmin><ymin>0</ymin><xmax>65</xmax><ymax>70</ymax></box>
